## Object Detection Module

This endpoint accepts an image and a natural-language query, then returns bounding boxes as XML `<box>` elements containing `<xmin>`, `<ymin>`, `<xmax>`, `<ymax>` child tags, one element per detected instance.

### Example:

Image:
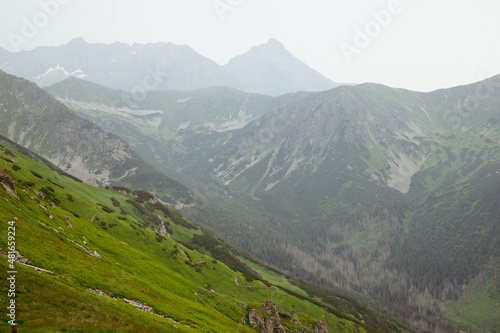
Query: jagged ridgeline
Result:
<box><xmin>0</xmin><ymin>70</ymin><xmax>194</xmax><ymax>207</ymax></box>
<box><xmin>0</xmin><ymin>137</ymin><xmax>410</xmax><ymax>332</ymax></box>
<box><xmin>0</xmin><ymin>38</ymin><xmax>338</xmax><ymax>96</ymax></box>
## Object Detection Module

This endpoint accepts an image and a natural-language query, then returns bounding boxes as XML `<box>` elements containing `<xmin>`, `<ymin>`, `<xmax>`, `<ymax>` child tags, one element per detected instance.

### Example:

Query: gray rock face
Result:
<box><xmin>247</xmin><ymin>300</ymin><xmax>328</xmax><ymax>333</ymax></box>
<box><xmin>249</xmin><ymin>300</ymin><xmax>286</xmax><ymax>333</ymax></box>
<box><xmin>0</xmin><ymin>172</ymin><xmax>18</xmax><ymax>199</ymax></box>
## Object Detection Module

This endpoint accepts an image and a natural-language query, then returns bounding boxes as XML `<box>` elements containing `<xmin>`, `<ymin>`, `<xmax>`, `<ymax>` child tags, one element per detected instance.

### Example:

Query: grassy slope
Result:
<box><xmin>0</xmin><ymin>140</ymin><xmax>404</xmax><ymax>332</ymax></box>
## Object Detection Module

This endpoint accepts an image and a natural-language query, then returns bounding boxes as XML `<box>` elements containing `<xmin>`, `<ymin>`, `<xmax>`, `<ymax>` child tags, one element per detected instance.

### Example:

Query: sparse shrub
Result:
<box><xmin>4</xmin><ymin>149</ymin><xmax>14</xmax><ymax>156</ymax></box>
<box><xmin>155</xmin><ymin>233</ymin><xmax>166</xmax><ymax>242</ymax></box>
<box><xmin>67</xmin><ymin>194</ymin><xmax>74</xmax><ymax>202</ymax></box>
<box><xmin>40</xmin><ymin>187</ymin><xmax>53</xmax><ymax>197</ymax></box>
<box><xmin>111</xmin><ymin>197</ymin><xmax>121</xmax><ymax>207</ymax></box>
<box><xmin>134</xmin><ymin>190</ymin><xmax>154</xmax><ymax>203</ymax></box>
<box><xmin>177</xmin><ymin>240</ymin><xmax>195</xmax><ymax>251</ymax></box>
<box><xmin>166</xmin><ymin>246</ymin><xmax>179</xmax><ymax>258</ymax></box>
<box><xmin>49</xmin><ymin>179</ymin><xmax>64</xmax><ymax>189</ymax></box>
<box><xmin>98</xmin><ymin>204</ymin><xmax>114</xmax><ymax>214</ymax></box>
<box><xmin>192</xmin><ymin>232</ymin><xmax>260</xmax><ymax>282</ymax></box>
<box><xmin>126</xmin><ymin>199</ymin><xmax>146</xmax><ymax>214</ymax></box>
<box><xmin>12</xmin><ymin>165</ymin><xmax>21</xmax><ymax>171</ymax></box>
<box><xmin>40</xmin><ymin>187</ymin><xmax>59</xmax><ymax>205</ymax></box>
<box><xmin>166</xmin><ymin>225</ymin><xmax>174</xmax><ymax>235</ymax></box>
<box><xmin>31</xmin><ymin>171</ymin><xmax>43</xmax><ymax>179</ymax></box>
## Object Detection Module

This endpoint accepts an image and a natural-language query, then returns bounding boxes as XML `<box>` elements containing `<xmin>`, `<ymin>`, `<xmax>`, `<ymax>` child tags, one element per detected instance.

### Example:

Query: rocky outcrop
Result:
<box><xmin>88</xmin><ymin>288</ymin><xmax>117</xmax><ymax>300</ymax></box>
<box><xmin>67</xmin><ymin>238</ymin><xmax>103</xmax><ymax>258</ymax></box>
<box><xmin>0</xmin><ymin>172</ymin><xmax>18</xmax><ymax>199</ymax></box>
<box><xmin>247</xmin><ymin>300</ymin><xmax>327</xmax><ymax>333</ymax></box>
<box><xmin>249</xmin><ymin>300</ymin><xmax>286</xmax><ymax>333</ymax></box>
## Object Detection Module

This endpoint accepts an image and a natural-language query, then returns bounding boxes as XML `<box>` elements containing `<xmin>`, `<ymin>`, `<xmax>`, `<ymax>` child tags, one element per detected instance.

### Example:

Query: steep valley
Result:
<box><xmin>45</xmin><ymin>75</ymin><xmax>500</xmax><ymax>332</ymax></box>
<box><xmin>0</xmin><ymin>123</ymin><xmax>410</xmax><ymax>332</ymax></box>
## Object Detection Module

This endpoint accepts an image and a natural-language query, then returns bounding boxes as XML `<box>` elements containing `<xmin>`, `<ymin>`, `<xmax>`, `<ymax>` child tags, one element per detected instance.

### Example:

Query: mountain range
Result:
<box><xmin>0</xmin><ymin>69</ymin><xmax>410</xmax><ymax>332</ymax></box>
<box><xmin>0</xmin><ymin>38</ymin><xmax>338</xmax><ymax>96</ymax></box>
<box><xmin>44</xmin><ymin>73</ymin><xmax>500</xmax><ymax>333</ymax></box>
<box><xmin>0</xmin><ymin>36</ymin><xmax>499</xmax><ymax>333</ymax></box>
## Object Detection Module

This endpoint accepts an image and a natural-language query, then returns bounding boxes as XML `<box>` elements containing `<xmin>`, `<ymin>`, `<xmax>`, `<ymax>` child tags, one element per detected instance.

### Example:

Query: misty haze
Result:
<box><xmin>0</xmin><ymin>1</ymin><xmax>499</xmax><ymax>333</ymax></box>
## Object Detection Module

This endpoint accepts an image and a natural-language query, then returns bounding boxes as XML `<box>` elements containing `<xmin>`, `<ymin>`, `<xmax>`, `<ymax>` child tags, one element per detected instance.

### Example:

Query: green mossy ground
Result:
<box><xmin>0</xmin><ymin>142</ymin><xmax>395</xmax><ymax>332</ymax></box>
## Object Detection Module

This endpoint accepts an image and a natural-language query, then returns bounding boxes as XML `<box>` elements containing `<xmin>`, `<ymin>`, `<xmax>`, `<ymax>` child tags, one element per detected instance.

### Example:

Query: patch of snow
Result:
<box><xmin>217</xmin><ymin>110</ymin><xmax>255</xmax><ymax>132</ymax></box>
<box><xmin>177</xmin><ymin>121</ymin><xmax>191</xmax><ymax>131</ymax></box>
<box><xmin>285</xmin><ymin>158</ymin><xmax>303</xmax><ymax>178</ymax></box>
<box><xmin>420</xmin><ymin>106</ymin><xmax>432</xmax><ymax>122</ymax></box>
<box><xmin>55</xmin><ymin>97</ymin><xmax>162</xmax><ymax>118</ymax></box>
<box><xmin>177</xmin><ymin>97</ymin><xmax>192</xmax><ymax>103</ymax></box>
<box><xmin>147</xmin><ymin>116</ymin><xmax>162</xmax><ymax>128</ymax></box>
<box><xmin>34</xmin><ymin>65</ymin><xmax>88</xmax><ymax>80</ymax></box>
<box><xmin>265</xmin><ymin>181</ymin><xmax>280</xmax><ymax>191</ymax></box>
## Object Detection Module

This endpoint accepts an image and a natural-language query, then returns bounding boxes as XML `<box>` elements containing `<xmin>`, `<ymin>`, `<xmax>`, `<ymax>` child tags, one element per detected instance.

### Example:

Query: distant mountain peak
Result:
<box><xmin>0</xmin><ymin>38</ymin><xmax>338</xmax><ymax>96</ymax></box>
<box><xmin>242</xmin><ymin>39</ymin><xmax>291</xmax><ymax>61</ymax></box>
<box><xmin>224</xmin><ymin>39</ymin><xmax>338</xmax><ymax>95</ymax></box>
<box><xmin>263</xmin><ymin>38</ymin><xmax>285</xmax><ymax>48</ymax></box>
<box><xmin>67</xmin><ymin>37</ymin><xmax>88</xmax><ymax>46</ymax></box>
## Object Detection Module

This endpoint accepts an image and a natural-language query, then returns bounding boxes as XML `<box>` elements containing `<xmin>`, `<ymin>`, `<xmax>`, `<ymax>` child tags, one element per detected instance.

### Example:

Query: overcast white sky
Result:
<box><xmin>1</xmin><ymin>0</ymin><xmax>500</xmax><ymax>92</ymax></box>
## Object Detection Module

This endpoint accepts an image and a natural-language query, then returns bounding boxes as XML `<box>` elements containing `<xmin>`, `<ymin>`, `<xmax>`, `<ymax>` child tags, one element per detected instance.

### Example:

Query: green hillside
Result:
<box><xmin>0</xmin><ymin>70</ymin><xmax>194</xmax><ymax>206</ymax></box>
<box><xmin>0</xmin><ymin>136</ymin><xmax>409</xmax><ymax>332</ymax></box>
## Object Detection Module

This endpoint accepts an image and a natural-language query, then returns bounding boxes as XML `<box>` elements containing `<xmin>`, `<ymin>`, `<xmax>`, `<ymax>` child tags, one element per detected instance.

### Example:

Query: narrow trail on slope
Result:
<box><xmin>177</xmin><ymin>245</ymin><xmax>189</xmax><ymax>262</ymax></box>
<box><xmin>91</xmin><ymin>204</ymin><xmax>98</xmax><ymax>222</ymax></box>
